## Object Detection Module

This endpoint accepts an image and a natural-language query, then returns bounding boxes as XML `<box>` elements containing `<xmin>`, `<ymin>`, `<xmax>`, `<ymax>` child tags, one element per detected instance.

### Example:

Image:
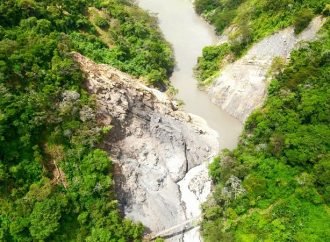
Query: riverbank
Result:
<box><xmin>138</xmin><ymin>0</ymin><xmax>242</xmax><ymax>150</ymax></box>
<box><xmin>209</xmin><ymin>16</ymin><xmax>327</xmax><ymax>122</ymax></box>
<box><xmin>135</xmin><ymin>0</ymin><xmax>243</xmax><ymax>241</ymax></box>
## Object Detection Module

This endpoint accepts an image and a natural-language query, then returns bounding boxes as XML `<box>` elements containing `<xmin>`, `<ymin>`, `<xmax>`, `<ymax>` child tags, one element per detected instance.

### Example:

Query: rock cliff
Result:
<box><xmin>73</xmin><ymin>53</ymin><xmax>219</xmax><ymax>241</ymax></box>
<box><xmin>209</xmin><ymin>16</ymin><xmax>326</xmax><ymax>122</ymax></box>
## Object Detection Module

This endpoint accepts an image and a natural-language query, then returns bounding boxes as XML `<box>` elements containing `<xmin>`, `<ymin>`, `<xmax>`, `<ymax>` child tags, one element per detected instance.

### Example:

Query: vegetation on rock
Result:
<box><xmin>195</xmin><ymin>43</ymin><xmax>232</xmax><ymax>86</ymax></box>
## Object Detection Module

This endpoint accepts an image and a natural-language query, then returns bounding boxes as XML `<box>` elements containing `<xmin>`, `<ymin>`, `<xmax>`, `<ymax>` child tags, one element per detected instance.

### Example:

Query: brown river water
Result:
<box><xmin>138</xmin><ymin>0</ymin><xmax>242</xmax><ymax>149</ymax></box>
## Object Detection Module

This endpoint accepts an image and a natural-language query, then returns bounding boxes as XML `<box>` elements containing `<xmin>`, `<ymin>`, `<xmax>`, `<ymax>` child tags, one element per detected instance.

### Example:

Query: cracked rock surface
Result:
<box><xmin>73</xmin><ymin>53</ymin><xmax>219</xmax><ymax>240</ymax></box>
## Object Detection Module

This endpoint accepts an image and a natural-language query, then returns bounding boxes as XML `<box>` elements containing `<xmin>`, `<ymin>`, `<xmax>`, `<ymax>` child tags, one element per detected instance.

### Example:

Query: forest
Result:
<box><xmin>0</xmin><ymin>0</ymin><xmax>173</xmax><ymax>240</ymax></box>
<box><xmin>199</xmin><ymin>6</ymin><xmax>330</xmax><ymax>242</ymax></box>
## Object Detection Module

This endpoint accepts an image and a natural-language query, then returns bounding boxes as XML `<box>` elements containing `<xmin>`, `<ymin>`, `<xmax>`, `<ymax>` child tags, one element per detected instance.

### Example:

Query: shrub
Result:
<box><xmin>322</xmin><ymin>4</ymin><xmax>330</xmax><ymax>16</ymax></box>
<box><xmin>95</xmin><ymin>16</ymin><xmax>109</xmax><ymax>29</ymax></box>
<box><xmin>293</xmin><ymin>9</ymin><xmax>314</xmax><ymax>34</ymax></box>
<box><xmin>195</xmin><ymin>43</ymin><xmax>231</xmax><ymax>84</ymax></box>
<box><xmin>194</xmin><ymin>0</ymin><xmax>219</xmax><ymax>15</ymax></box>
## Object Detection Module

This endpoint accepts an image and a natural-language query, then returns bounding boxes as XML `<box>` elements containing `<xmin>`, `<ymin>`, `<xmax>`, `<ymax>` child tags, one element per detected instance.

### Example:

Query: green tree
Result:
<box><xmin>29</xmin><ymin>199</ymin><xmax>61</xmax><ymax>240</ymax></box>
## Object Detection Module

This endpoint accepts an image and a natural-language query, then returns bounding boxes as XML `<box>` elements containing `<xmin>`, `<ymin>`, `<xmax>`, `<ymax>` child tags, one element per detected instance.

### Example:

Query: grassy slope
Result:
<box><xmin>0</xmin><ymin>0</ymin><xmax>173</xmax><ymax>241</ymax></box>
<box><xmin>201</xmin><ymin>17</ymin><xmax>330</xmax><ymax>242</ymax></box>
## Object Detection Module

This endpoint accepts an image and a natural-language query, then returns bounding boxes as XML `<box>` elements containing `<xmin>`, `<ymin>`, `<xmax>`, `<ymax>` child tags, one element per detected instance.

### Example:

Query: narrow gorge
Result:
<box><xmin>86</xmin><ymin>0</ymin><xmax>325</xmax><ymax>241</ymax></box>
<box><xmin>1</xmin><ymin>0</ymin><xmax>328</xmax><ymax>241</ymax></box>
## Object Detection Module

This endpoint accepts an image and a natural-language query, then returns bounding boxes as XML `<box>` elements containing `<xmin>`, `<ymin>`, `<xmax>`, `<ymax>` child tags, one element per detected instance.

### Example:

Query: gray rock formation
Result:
<box><xmin>73</xmin><ymin>53</ymin><xmax>219</xmax><ymax>240</ymax></box>
<box><xmin>209</xmin><ymin>16</ymin><xmax>326</xmax><ymax>122</ymax></box>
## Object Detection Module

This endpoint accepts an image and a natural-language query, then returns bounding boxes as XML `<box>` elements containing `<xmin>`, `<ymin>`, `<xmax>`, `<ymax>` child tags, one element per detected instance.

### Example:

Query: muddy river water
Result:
<box><xmin>138</xmin><ymin>0</ymin><xmax>242</xmax><ymax>149</ymax></box>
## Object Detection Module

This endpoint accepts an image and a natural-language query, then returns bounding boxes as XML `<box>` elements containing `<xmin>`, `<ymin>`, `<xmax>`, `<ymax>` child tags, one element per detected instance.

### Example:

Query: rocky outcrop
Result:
<box><xmin>209</xmin><ymin>16</ymin><xmax>326</xmax><ymax>122</ymax></box>
<box><xmin>73</xmin><ymin>53</ymin><xmax>219</xmax><ymax>241</ymax></box>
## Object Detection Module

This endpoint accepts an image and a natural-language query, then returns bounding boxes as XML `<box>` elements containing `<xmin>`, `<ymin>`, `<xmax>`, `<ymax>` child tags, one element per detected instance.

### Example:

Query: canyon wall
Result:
<box><xmin>74</xmin><ymin>53</ymin><xmax>219</xmax><ymax>241</ymax></box>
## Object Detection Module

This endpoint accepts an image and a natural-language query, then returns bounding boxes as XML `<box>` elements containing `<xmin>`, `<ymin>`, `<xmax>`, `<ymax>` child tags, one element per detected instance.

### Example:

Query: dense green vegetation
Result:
<box><xmin>194</xmin><ymin>0</ymin><xmax>329</xmax><ymax>83</ymax></box>
<box><xmin>202</xmin><ymin>21</ymin><xmax>330</xmax><ymax>241</ymax></box>
<box><xmin>71</xmin><ymin>1</ymin><xmax>174</xmax><ymax>88</ymax></box>
<box><xmin>195</xmin><ymin>43</ymin><xmax>232</xmax><ymax>86</ymax></box>
<box><xmin>0</xmin><ymin>0</ymin><xmax>174</xmax><ymax>240</ymax></box>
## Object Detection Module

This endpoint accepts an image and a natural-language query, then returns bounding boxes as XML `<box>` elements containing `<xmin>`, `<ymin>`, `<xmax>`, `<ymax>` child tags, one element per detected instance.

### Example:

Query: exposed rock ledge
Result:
<box><xmin>209</xmin><ymin>16</ymin><xmax>326</xmax><ymax>122</ymax></box>
<box><xmin>73</xmin><ymin>53</ymin><xmax>219</xmax><ymax>241</ymax></box>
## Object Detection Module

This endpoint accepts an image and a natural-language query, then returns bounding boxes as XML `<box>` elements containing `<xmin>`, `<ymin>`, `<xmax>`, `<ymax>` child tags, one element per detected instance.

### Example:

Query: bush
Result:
<box><xmin>194</xmin><ymin>0</ymin><xmax>219</xmax><ymax>15</ymax></box>
<box><xmin>294</xmin><ymin>9</ymin><xmax>314</xmax><ymax>34</ymax></box>
<box><xmin>322</xmin><ymin>4</ymin><xmax>330</xmax><ymax>16</ymax></box>
<box><xmin>212</xmin><ymin>10</ymin><xmax>236</xmax><ymax>34</ymax></box>
<box><xmin>95</xmin><ymin>16</ymin><xmax>109</xmax><ymax>29</ymax></box>
<box><xmin>195</xmin><ymin>43</ymin><xmax>231</xmax><ymax>84</ymax></box>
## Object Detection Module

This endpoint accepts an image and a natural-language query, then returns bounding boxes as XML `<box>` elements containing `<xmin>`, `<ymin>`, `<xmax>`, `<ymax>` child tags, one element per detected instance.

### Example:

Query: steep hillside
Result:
<box><xmin>0</xmin><ymin>0</ymin><xmax>174</xmax><ymax>240</ymax></box>
<box><xmin>201</xmin><ymin>18</ymin><xmax>330</xmax><ymax>242</ymax></box>
<box><xmin>194</xmin><ymin>1</ymin><xmax>330</xmax><ymax>241</ymax></box>
<box><xmin>74</xmin><ymin>52</ymin><xmax>219</xmax><ymax>240</ymax></box>
<box><xmin>195</xmin><ymin>0</ymin><xmax>329</xmax><ymax>83</ymax></box>
<box><xmin>209</xmin><ymin>16</ymin><xmax>325</xmax><ymax>122</ymax></box>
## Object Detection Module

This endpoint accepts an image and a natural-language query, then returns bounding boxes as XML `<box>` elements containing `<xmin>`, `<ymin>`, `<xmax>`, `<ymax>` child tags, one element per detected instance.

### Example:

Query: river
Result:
<box><xmin>138</xmin><ymin>0</ymin><xmax>242</xmax><ymax>149</ymax></box>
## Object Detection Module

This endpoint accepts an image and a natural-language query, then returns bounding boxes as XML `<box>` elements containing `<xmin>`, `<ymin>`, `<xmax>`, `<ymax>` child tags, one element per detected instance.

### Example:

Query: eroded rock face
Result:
<box><xmin>73</xmin><ymin>53</ymin><xmax>219</xmax><ymax>240</ymax></box>
<box><xmin>209</xmin><ymin>16</ymin><xmax>326</xmax><ymax>122</ymax></box>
